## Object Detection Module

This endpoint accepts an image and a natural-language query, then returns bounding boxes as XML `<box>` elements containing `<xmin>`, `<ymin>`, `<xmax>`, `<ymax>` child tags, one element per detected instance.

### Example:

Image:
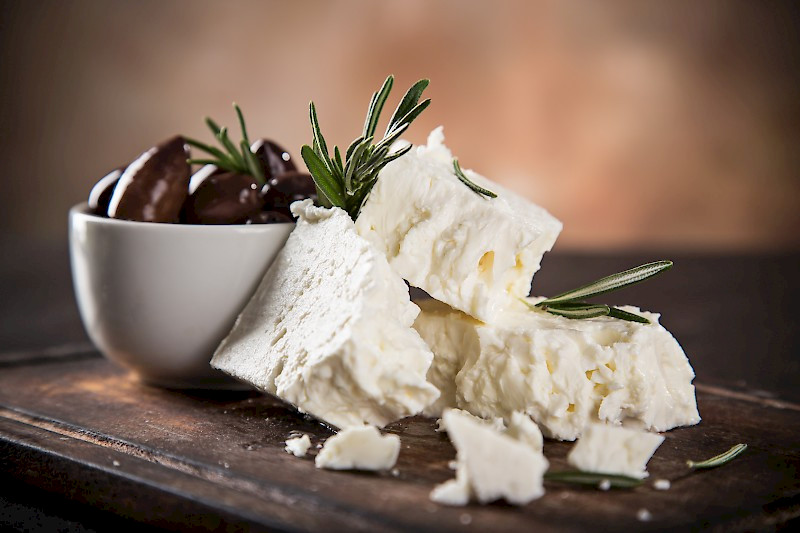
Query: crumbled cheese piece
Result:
<box><xmin>653</xmin><ymin>478</ymin><xmax>671</xmax><ymax>490</ymax></box>
<box><xmin>413</xmin><ymin>298</ymin><xmax>700</xmax><ymax>440</ymax></box>
<box><xmin>436</xmin><ymin>409</ymin><xmax>505</xmax><ymax>434</ymax></box>
<box><xmin>505</xmin><ymin>412</ymin><xmax>544</xmax><ymax>453</ymax></box>
<box><xmin>598</xmin><ymin>479</ymin><xmax>611</xmax><ymax>491</ymax></box>
<box><xmin>637</xmin><ymin>508</ymin><xmax>653</xmax><ymax>522</ymax></box>
<box><xmin>212</xmin><ymin>200</ymin><xmax>439</xmax><ymax>429</ymax></box>
<box><xmin>315</xmin><ymin>426</ymin><xmax>400</xmax><ymax>471</ymax></box>
<box><xmin>567</xmin><ymin>423</ymin><xmax>664</xmax><ymax>479</ymax></box>
<box><xmin>356</xmin><ymin>127</ymin><xmax>561</xmax><ymax>323</ymax></box>
<box><xmin>284</xmin><ymin>434</ymin><xmax>312</xmax><ymax>457</ymax></box>
<box><xmin>430</xmin><ymin>409</ymin><xmax>548</xmax><ymax>506</ymax></box>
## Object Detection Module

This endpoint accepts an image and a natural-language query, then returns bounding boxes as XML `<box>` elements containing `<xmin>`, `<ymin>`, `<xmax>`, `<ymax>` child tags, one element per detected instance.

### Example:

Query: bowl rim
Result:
<box><xmin>69</xmin><ymin>202</ymin><xmax>296</xmax><ymax>232</ymax></box>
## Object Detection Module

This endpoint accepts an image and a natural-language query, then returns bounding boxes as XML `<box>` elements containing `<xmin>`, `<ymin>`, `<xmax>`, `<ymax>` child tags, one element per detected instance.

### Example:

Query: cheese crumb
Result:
<box><xmin>284</xmin><ymin>434</ymin><xmax>312</xmax><ymax>457</ymax></box>
<box><xmin>637</xmin><ymin>508</ymin><xmax>653</xmax><ymax>522</ymax></box>
<box><xmin>567</xmin><ymin>423</ymin><xmax>664</xmax><ymax>479</ymax></box>
<box><xmin>430</xmin><ymin>409</ymin><xmax>548</xmax><ymax>506</ymax></box>
<box><xmin>598</xmin><ymin>479</ymin><xmax>611</xmax><ymax>491</ymax></box>
<box><xmin>315</xmin><ymin>426</ymin><xmax>400</xmax><ymax>471</ymax></box>
<box><xmin>653</xmin><ymin>478</ymin><xmax>671</xmax><ymax>490</ymax></box>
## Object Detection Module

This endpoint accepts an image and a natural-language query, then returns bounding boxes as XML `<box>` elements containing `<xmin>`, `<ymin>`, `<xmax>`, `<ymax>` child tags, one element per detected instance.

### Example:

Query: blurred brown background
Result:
<box><xmin>1</xmin><ymin>0</ymin><xmax>798</xmax><ymax>251</ymax></box>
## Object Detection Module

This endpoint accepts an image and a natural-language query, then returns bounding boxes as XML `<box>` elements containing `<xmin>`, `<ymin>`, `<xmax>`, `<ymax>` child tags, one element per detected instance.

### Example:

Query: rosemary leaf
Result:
<box><xmin>184</xmin><ymin>138</ymin><xmax>238</xmax><ymax>169</ymax></box>
<box><xmin>687</xmin><ymin>444</ymin><xmax>747</xmax><ymax>470</ymax></box>
<box><xmin>205</xmin><ymin>117</ymin><xmax>222</xmax><ymax>136</ymax></box>
<box><xmin>543</xmin><ymin>303</ymin><xmax>611</xmax><ymax>320</ymax></box>
<box><xmin>301</xmin><ymin>145</ymin><xmax>345</xmax><ymax>207</ymax></box>
<box><xmin>234</xmin><ymin>103</ymin><xmax>250</xmax><ymax>147</ymax></box>
<box><xmin>363</xmin><ymin>75</ymin><xmax>394</xmax><ymax>139</ymax></box>
<box><xmin>240</xmin><ymin>140</ymin><xmax>265</xmax><ymax>185</ymax></box>
<box><xmin>390</xmin><ymin>98</ymin><xmax>431</xmax><ymax>135</ymax></box>
<box><xmin>387</xmin><ymin>78</ymin><xmax>430</xmax><ymax>134</ymax></box>
<box><xmin>333</xmin><ymin>146</ymin><xmax>344</xmax><ymax>177</ymax></box>
<box><xmin>544</xmin><ymin>470</ymin><xmax>644</xmax><ymax>488</ymax></box>
<box><xmin>309</xmin><ymin>102</ymin><xmax>333</xmax><ymax>173</ymax></box>
<box><xmin>453</xmin><ymin>159</ymin><xmax>497</xmax><ymax>198</ymax></box>
<box><xmin>538</xmin><ymin>261</ymin><xmax>673</xmax><ymax>307</ymax></box>
<box><xmin>217</xmin><ymin>127</ymin><xmax>245</xmax><ymax>168</ymax></box>
<box><xmin>607</xmin><ymin>306</ymin><xmax>650</xmax><ymax>324</ymax></box>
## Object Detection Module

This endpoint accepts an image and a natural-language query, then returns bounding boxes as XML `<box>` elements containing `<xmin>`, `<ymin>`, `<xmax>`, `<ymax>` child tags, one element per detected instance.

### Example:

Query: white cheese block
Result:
<box><xmin>356</xmin><ymin>127</ymin><xmax>562</xmax><ymax>323</ymax></box>
<box><xmin>413</xmin><ymin>298</ymin><xmax>700</xmax><ymax>440</ymax></box>
<box><xmin>284</xmin><ymin>434</ymin><xmax>312</xmax><ymax>457</ymax></box>
<box><xmin>315</xmin><ymin>426</ymin><xmax>400</xmax><ymax>471</ymax></box>
<box><xmin>211</xmin><ymin>199</ymin><xmax>439</xmax><ymax>429</ymax></box>
<box><xmin>567</xmin><ymin>422</ymin><xmax>664</xmax><ymax>478</ymax></box>
<box><xmin>430</xmin><ymin>408</ymin><xmax>548</xmax><ymax>506</ymax></box>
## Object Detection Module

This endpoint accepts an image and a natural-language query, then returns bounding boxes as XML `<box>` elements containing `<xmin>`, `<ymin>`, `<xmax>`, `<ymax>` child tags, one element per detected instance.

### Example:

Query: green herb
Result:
<box><xmin>544</xmin><ymin>470</ymin><xmax>644</xmax><ymax>488</ymax></box>
<box><xmin>686</xmin><ymin>443</ymin><xmax>747</xmax><ymax>469</ymax></box>
<box><xmin>301</xmin><ymin>75</ymin><xmax>431</xmax><ymax>220</ymax></box>
<box><xmin>522</xmin><ymin>260</ymin><xmax>673</xmax><ymax>324</ymax></box>
<box><xmin>185</xmin><ymin>103</ymin><xmax>266</xmax><ymax>185</ymax></box>
<box><xmin>453</xmin><ymin>159</ymin><xmax>497</xmax><ymax>198</ymax></box>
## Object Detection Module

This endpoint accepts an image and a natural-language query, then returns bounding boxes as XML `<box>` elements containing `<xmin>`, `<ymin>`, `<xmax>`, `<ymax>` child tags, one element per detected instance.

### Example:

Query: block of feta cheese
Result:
<box><xmin>355</xmin><ymin>127</ymin><xmax>562</xmax><ymax>323</ymax></box>
<box><xmin>315</xmin><ymin>426</ymin><xmax>400</xmax><ymax>471</ymax></box>
<box><xmin>211</xmin><ymin>199</ymin><xmax>439</xmax><ymax>429</ymax></box>
<box><xmin>284</xmin><ymin>434</ymin><xmax>312</xmax><ymax>457</ymax></box>
<box><xmin>430</xmin><ymin>409</ymin><xmax>548</xmax><ymax>506</ymax></box>
<box><xmin>413</xmin><ymin>298</ymin><xmax>700</xmax><ymax>440</ymax></box>
<box><xmin>567</xmin><ymin>423</ymin><xmax>664</xmax><ymax>479</ymax></box>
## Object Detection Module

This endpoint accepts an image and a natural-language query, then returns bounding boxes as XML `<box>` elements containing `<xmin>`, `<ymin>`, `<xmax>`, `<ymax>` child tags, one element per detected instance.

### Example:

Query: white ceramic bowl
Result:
<box><xmin>69</xmin><ymin>203</ymin><xmax>293</xmax><ymax>388</ymax></box>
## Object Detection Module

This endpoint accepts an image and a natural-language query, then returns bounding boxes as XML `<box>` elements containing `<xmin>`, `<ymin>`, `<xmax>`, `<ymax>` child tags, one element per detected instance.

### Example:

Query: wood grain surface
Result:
<box><xmin>1</xmin><ymin>353</ymin><xmax>799</xmax><ymax>532</ymax></box>
<box><xmin>1</xmin><ymin>243</ymin><xmax>799</xmax><ymax>531</ymax></box>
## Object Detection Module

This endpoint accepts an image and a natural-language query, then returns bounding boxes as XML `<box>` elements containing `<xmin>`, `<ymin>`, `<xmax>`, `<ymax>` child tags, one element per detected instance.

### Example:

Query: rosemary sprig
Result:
<box><xmin>544</xmin><ymin>470</ymin><xmax>644</xmax><ymax>488</ymax></box>
<box><xmin>185</xmin><ymin>103</ymin><xmax>266</xmax><ymax>186</ymax></box>
<box><xmin>522</xmin><ymin>260</ymin><xmax>673</xmax><ymax>323</ymax></box>
<box><xmin>301</xmin><ymin>75</ymin><xmax>431</xmax><ymax>220</ymax></box>
<box><xmin>687</xmin><ymin>443</ymin><xmax>748</xmax><ymax>470</ymax></box>
<box><xmin>453</xmin><ymin>159</ymin><xmax>497</xmax><ymax>198</ymax></box>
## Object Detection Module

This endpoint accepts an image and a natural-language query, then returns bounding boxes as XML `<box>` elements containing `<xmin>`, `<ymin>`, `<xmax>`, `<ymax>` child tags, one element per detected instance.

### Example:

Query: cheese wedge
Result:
<box><xmin>356</xmin><ymin>127</ymin><xmax>562</xmax><ymax>323</ymax></box>
<box><xmin>212</xmin><ymin>200</ymin><xmax>439</xmax><ymax>429</ymax></box>
<box><xmin>413</xmin><ymin>298</ymin><xmax>700</xmax><ymax>440</ymax></box>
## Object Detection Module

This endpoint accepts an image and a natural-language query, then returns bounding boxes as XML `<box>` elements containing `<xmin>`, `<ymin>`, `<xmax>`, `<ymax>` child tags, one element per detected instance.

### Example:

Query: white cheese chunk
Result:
<box><xmin>284</xmin><ymin>434</ymin><xmax>312</xmax><ymax>457</ymax></box>
<box><xmin>413</xmin><ymin>298</ymin><xmax>700</xmax><ymax>440</ymax></box>
<box><xmin>567</xmin><ymin>423</ymin><xmax>664</xmax><ymax>478</ymax></box>
<box><xmin>211</xmin><ymin>200</ymin><xmax>439</xmax><ymax>429</ymax></box>
<box><xmin>315</xmin><ymin>426</ymin><xmax>400</xmax><ymax>471</ymax></box>
<box><xmin>436</xmin><ymin>408</ymin><xmax>506</xmax><ymax>434</ymax></box>
<box><xmin>505</xmin><ymin>411</ymin><xmax>544</xmax><ymax>453</ymax></box>
<box><xmin>356</xmin><ymin>127</ymin><xmax>562</xmax><ymax>323</ymax></box>
<box><xmin>431</xmin><ymin>409</ymin><xmax>548</xmax><ymax>506</ymax></box>
<box><xmin>653</xmin><ymin>478</ymin><xmax>671</xmax><ymax>490</ymax></box>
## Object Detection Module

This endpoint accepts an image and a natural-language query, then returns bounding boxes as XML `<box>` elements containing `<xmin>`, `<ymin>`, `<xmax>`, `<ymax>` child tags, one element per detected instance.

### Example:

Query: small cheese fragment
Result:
<box><xmin>212</xmin><ymin>200</ymin><xmax>439</xmax><ymax>429</ymax></box>
<box><xmin>315</xmin><ymin>426</ymin><xmax>400</xmax><ymax>471</ymax></box>
<box><xmin>436</xmin><ymin>409</ymin><xmax>505</xmax><ymax>434</ymax></box>
<box><xmin>505</xmin><ymin>412</ymin><xmax>544</xmax><ymax>453</ymax></box>
<box><xmin>653</xmin><ymin>479</ymin><xmax>671</xmax><ymax>490</ymax></box>
<box><xmin>414</xmin><ymin>298</ymin><xmax>700</xmax><ymax>440</ymax></box>
<box><xmin>430</xmin><ymin>409</ymin><xmax>548</xmax><ymax>506</ymax></box>
<box><xmin>356</xmin><ymin>127</ymin><xmax>562</xmax><ymax>323</ymax></box>
<box><xmin>284</xmin><ymin>434</ymin><xmax>312</xmax><ymax>457</ymax></box>
<box><xmin>567</xmin><ymin>423</ymin><xmax>664</xmax><ymax>479</ymax></box>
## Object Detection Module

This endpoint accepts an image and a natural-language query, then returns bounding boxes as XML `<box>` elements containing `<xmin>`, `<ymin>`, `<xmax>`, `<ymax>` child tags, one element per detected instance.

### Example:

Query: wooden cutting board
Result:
<box><xmin>1</xmin><ymin>350</ymin><xmax>798</xmax><ymax>532</ymax></box>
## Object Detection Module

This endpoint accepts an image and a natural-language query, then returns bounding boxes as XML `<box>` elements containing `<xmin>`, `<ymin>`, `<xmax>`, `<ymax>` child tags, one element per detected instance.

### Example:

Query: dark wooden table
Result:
<box><xmin>1</xmin><ymin>237</ymin><xmax>799</xmax><ymax>531</ymax></box>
